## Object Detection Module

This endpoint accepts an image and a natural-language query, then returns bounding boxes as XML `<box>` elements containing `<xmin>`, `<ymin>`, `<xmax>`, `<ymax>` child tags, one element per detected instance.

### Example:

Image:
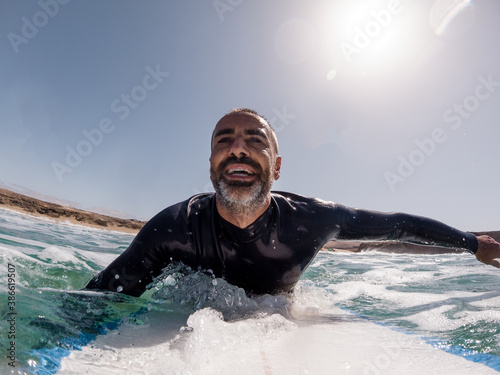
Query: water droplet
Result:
<box><xmin>116</xmin><ymin>286</ymin><xmax>123</xmax><ymax>293</ymax></box>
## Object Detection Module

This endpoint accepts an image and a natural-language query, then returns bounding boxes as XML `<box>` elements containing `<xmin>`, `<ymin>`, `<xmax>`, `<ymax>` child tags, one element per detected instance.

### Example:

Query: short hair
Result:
<box><xmin>223</xmin><ymin>108</ymin><xmax>279</xmax><ymax>154</ymax></box>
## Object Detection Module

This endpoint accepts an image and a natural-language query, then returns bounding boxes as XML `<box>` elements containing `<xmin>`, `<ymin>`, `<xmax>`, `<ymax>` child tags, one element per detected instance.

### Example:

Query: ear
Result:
<box><xmin>274</xmin><ymin>156</ymin><xmax>282</xmax><ymax>180</ymax></box>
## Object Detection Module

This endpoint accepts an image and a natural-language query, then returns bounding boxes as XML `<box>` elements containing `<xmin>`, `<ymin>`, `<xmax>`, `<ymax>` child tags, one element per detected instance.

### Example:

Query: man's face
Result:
<box><xmin>209</xmin><ymin>113</ymin><xmax>281</xmax><ymax>212</ymax></box>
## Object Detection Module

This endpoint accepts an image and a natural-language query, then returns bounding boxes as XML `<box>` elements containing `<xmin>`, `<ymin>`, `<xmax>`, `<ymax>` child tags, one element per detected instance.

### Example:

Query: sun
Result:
<box><xmin>324</xmin><ymin>0</ymin><xmax>477</xmax><ymax>81</ymax></box>
<box><xmin>325</xmin><ymin>0</ymin><xmax>427</xmax><ymax>79</ymax></box>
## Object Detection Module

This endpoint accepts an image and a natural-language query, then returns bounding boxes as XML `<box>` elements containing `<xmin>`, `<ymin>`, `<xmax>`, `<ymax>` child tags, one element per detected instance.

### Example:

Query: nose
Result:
<box><xmin>228</xmin><ymin>137</ymin><xmax>249</xmax><ymax>157</ymax></box>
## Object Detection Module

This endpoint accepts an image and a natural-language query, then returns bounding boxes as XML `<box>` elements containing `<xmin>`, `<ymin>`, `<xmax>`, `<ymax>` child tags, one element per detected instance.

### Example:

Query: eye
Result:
<box><xmin>248</xmin><ymin>137</ymin><xmax>263</xmax><ymax>143</ymax></box>
<box><xmin>217</xmin><ymin>137</ymin><xmax>232</xmax><ymax>144</ymax></box>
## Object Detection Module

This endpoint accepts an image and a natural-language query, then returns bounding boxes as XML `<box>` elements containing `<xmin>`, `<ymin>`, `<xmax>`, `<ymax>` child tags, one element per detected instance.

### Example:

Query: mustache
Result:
<box><xmin>218</xmin><ymin>156</ymin><xmax>262</xmax><ymax>173</ymax></box>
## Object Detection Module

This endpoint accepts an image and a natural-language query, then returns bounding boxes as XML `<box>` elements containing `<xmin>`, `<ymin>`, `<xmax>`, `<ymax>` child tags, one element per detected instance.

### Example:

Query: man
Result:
<box><xmin>86</xmin><ymin>108</ymin><xmax>500</xmax><ymax>297</ymax></box>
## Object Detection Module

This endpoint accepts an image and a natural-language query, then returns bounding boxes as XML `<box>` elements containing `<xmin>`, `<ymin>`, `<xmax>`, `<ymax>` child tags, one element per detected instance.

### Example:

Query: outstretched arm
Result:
<box><xmin>333</xmin><ymin>206</ymin><xmax>479</xmax><ymax>253</ymax></box>
<box><xmin>329</xmin><ymin>204</ymin><xmax>500</xmax><ymax>269</ymax></box>
<box><xmin>475</xmin><ymin>235</ymin><xmax>500</xmax><ymax>268</ymax></box>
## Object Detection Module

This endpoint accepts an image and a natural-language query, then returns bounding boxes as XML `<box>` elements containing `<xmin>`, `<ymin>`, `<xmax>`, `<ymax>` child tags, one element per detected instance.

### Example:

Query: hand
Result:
<box><xmin>475</xmin><ymin>235</ymin><xmax>500</xmax><ymax>268</ymax></box>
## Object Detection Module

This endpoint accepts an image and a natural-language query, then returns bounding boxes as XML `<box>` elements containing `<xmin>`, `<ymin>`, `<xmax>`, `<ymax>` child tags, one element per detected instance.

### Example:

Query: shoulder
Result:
<box><xmin>271</xmin><ymin>191</ymin><xmax>337</xmax><ymax>210</ymax></box>
<box><xmin>270</xmin><ymin>191</ymin><xmax>341</xmax><ymax>224</ymax></box>
<box><xmin>151</xmin><ymin>193</ymin><xmax>214</xmax><ymax>221</ymax></box>
<box><xmin>270</xmin><ymin>192</ymin><xmax>343</xmax><ymax>239</ymax></box>
<box><xmin>138</xmin><ymin>193</ymin><xmax>214</xmax><ymax>234</ymax></box>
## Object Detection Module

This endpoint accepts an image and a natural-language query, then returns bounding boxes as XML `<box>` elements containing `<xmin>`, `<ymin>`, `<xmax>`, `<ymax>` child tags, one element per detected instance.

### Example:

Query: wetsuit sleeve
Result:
<box><xmin>332</xmin><ymin>204</ymin><xmax>479</xmax><ymax>253</ymax></box>
<box><xmin>85</xmin><ymin>215</ymin><xmax>174</xmax><ymax>297</ymax></box>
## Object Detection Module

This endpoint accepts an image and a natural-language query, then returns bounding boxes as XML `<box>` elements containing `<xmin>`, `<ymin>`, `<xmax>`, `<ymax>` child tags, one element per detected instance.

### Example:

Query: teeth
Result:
<box><xmin>228</xmin><ymin>168</ymin><xmax>253</xmax><ymax>175</ymax></box>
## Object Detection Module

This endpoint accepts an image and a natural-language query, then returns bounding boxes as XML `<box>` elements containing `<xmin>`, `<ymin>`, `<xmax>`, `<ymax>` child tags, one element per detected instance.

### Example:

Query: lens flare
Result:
<box><xmin>430</xmin><ymin>0</ymin><xmax>475</xmax><ymax>37</ymax></box>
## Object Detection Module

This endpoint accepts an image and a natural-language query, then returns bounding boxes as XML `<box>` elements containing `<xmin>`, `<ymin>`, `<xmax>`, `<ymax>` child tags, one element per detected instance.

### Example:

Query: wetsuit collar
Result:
<box><xmin>215</xmin><ymin>202</ymin><xmax>274</xmax><ymax>243</ymax></box>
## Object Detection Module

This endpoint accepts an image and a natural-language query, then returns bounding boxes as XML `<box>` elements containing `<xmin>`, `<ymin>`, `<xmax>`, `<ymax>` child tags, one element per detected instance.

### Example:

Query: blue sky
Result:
<box><xmin>1</xmin><ymin>0</ymin><xmax>499</xmax><ymax>231</ymax></box>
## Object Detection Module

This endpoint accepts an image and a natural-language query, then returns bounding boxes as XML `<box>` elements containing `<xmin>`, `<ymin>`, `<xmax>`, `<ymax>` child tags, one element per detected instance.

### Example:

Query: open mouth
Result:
<box><xmin>226</xmin><ymin>168</ymin><xmax>255</xmax><ymax>177</ymax></box>
<box><xmin>224</xmin><ymin>164</ymin><xmax>257</xmax><ymax>179</ymax></box>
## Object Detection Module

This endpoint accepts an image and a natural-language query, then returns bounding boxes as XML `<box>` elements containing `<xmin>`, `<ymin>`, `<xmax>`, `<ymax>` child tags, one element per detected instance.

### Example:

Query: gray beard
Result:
<box><xmin>210</xmin><ymin>167</ymin><xmax>273</xmax><ymax>217</ymax></box>
<box><xmin>215</xmin><ymin>180</ymin><xmax>268</xmax><ymax>217</ymax></box>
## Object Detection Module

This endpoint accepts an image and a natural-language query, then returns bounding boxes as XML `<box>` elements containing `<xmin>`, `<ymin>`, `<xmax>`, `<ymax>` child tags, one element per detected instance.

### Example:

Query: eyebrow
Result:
<box><xmin>245</xmin><ymin>129</ymin><xmax>267</xmax><ymax>137</ymax></box>
<box><xmin>213</xmin><ymin>128</ymin><xmax>267</xmax><ymax>138</ymax></box>
<box><xmin>213</xmin><ymin>128</ymin><xmax>234</xmax><ymax>138</ymax></box>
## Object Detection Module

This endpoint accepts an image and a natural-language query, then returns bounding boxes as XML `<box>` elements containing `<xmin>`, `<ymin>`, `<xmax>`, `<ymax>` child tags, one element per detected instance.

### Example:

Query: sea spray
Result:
<box><xmin>150</xmin><ymin>262</ymin><xmax>292</xmax><ymax>321</ymax></box>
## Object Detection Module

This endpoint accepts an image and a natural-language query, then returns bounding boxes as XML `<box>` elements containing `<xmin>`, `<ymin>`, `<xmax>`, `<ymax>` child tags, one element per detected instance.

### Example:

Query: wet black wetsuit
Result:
<box><xmin>85</xmin><ymin>192</ymin><xmax>478</xmax><ymax>297</ymax></box>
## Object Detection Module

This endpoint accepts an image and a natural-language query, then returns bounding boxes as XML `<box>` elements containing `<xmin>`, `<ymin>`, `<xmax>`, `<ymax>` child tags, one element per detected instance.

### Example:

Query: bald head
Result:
<box><xmin>212</xmin><ymin>108</ymin><xmax>279</xmax><ymax>154</ymax></box>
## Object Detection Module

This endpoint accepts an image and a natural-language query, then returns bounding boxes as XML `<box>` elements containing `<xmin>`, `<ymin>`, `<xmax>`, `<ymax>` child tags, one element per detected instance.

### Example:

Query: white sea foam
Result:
<box><xmin>0</xmin><ymin>245</ymin><xmax>47</xmax><ymax>266</ymax></box>
<box><xmin>0</xmin><ymin>232</ymin><xmax>50</xmax><ymax>249</ymax></box>
<box><xmin>469</xmin><ymin>294</ymin><xmax>500</xmax><ymax>309</ymax></box>
<box><xmin>404</xmin><ymin>305</ymin><xmax>500</xmax><ymax>332</ymax></box>
<box><xmin>37</xmin><ymin>246</ymin><xmax>94</xmax><ymax>269</ymax></box>
<box><xmin>74</xmin><ymin>247</ymin><xmax>123</xmax><ymax>268</ymax></box>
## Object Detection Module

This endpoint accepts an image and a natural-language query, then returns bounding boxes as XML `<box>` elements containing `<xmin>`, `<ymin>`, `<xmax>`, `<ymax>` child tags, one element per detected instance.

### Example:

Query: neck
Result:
<box><xmin>215</xmin><ymin>194</ymin><xmax>271</xmax><ymax>228</ymax></box>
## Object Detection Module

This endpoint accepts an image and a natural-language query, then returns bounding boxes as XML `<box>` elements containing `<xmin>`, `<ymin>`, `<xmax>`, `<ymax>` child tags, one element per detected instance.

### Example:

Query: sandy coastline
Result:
<box><xmin>0</xmin><ymin>188</ymin><xmax>145</xmax><ymax>234</ymax></box>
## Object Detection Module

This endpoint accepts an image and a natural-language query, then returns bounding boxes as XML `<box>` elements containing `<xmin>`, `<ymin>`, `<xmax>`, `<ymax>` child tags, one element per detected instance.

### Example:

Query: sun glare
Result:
<box><xmin>325</xmin><ymin>0</ymin><xmax>427</xmax><ymax>79</ymax></box>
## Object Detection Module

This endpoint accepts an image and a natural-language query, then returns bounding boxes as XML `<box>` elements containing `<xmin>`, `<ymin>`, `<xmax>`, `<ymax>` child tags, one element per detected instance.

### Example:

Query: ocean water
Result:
<box><xmin>1</xmin><ymin>207</ymin><xmax>500</xmax><ymax>374</ymax></box>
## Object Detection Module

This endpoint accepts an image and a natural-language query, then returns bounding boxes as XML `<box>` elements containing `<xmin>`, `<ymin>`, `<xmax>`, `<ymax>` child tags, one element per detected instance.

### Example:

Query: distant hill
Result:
<box><xmin>0</xmin><ymin>188</ymin><xmax>145</xmax><ymax>233</ymax></box>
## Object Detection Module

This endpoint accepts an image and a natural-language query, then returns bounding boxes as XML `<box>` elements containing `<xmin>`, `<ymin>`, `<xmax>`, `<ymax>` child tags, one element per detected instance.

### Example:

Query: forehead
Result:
<box><xmin>212</xmin><ymin>113</ymin><xmax>271</xmax><ymax>139</ymax></box>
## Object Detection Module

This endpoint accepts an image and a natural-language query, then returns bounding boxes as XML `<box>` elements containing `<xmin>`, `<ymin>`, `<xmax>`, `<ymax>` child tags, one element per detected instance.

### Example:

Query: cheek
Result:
<box><xmin>210</xmin><ymin>150</ymin><xmax>221</xmax><ymax>164</ymax></box>
<box><xmin>210</xmin><ymin>151</ymin><xmax>226</xmax><ymax>171</ymax></box>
